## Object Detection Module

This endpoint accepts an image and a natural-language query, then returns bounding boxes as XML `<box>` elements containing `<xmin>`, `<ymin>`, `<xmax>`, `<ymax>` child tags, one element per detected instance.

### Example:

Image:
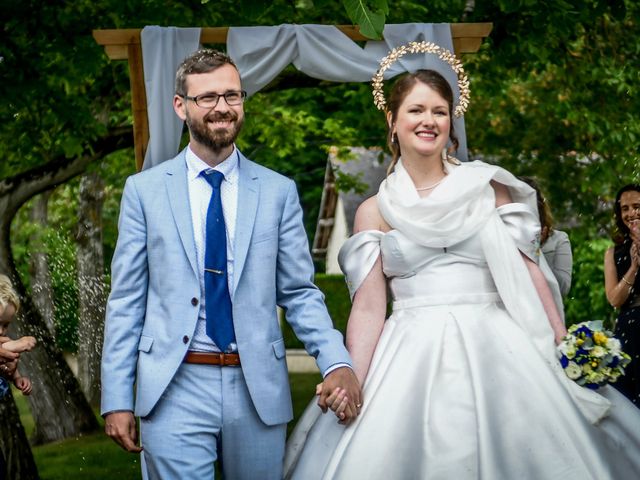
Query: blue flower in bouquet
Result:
<box><xmin>575</xmin><ymin>325</ymin><xmax>593</xmax><ymax>338</ymax></box>
<box><xmin>556</xmin><ymin>320</ymin><xmax>631</xmax><ymax>389</ymax></box>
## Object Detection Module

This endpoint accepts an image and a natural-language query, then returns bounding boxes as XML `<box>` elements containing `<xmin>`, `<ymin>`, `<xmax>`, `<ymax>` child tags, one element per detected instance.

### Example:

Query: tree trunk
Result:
<box><xmin>75</xmin><ymin>172</ymin><xmax>107</xmax><ymax>407</ymax></box>
<box><xmin>0</xmin><ymin>390</ymin><xmax>39</xmax><ymax>479</ymax></box>
<box><xmin>7</xmin><ymin>282</ymin><xmax>99</xmax><ymax>445</ymax></box>
<box><xmin>1</xmin><ymin>195</ymin><xmax>99</xmax><ymax>446</ymax></box>
<box><xmin>0</xmin><ymin>128</ymin><xmax>131</xmax><ymax>445</ymax></box>
<box><xmin>28</xmin><ymin>191</ymin><xmax>56</xmax><ymax>336</ymax></box>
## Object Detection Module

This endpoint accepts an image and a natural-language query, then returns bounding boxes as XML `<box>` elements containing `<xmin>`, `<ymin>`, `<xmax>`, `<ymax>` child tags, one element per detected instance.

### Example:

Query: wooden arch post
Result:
<box><xmin>93</xmin><ymin>23</ymin><xmax>492</xmax><ymax>171</ymax></box>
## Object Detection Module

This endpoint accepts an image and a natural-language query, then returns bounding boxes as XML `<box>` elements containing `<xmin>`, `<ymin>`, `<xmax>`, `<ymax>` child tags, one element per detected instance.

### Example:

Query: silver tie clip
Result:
<box><xmin>205</xmin><ymin>268</ymin><xmax>224</xmax><ymax>274</ymax></box>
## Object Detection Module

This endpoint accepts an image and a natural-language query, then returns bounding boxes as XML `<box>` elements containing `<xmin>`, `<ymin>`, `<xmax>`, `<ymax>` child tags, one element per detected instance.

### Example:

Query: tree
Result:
<box><xmin>28</xmin><ymin>192</ymin><xmax>56</xmax><ymax>335</ymax></box>
<box><xmin>462</xmin><ymin>0</ymin><xmax>639</xmax><ymax>321</ymax></box>
<box><xmin>0</xmin><ymin>392</ymin><xmax>38</xmax><ymax>479</ymax></box>
<box><xmin>75</xmin><ymin>171</ymin><xmax>108</xmax><ymax>406</ymax></box>
<box><xmin>0</xmin><ymin>130</ymin><xmax>131</xmax><ymax>444</ymax></box>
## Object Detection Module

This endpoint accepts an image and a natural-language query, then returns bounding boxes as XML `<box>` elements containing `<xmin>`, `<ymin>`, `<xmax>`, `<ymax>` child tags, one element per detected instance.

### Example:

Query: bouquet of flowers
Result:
<box><xmin>557</xmin><ymin>320</ymin><xmax>631</xmax><ymax>390</ymax></box>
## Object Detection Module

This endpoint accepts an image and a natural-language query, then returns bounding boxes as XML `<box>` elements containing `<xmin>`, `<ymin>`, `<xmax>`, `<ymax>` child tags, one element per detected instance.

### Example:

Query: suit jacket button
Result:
<box><xmin>183</xmin><ymin>335</ymin><xmax>189</xmax><ymax>344</ymax></box>
<box><xmin>191</xmin><ymin>297</ymin><xmax>198</xmax><ymax>306</ymax></box>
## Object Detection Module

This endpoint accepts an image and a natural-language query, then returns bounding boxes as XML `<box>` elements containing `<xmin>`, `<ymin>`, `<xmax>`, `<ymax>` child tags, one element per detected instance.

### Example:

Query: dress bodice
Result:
<box><xmin>380</xmin><ymin>229</ymin><xmax>498</xmax><ymax>305</ymax></box>
<box><xmin>338</xmin><ymin>159</ymin><xmax>543</xmax><ymax>303</ymax></box>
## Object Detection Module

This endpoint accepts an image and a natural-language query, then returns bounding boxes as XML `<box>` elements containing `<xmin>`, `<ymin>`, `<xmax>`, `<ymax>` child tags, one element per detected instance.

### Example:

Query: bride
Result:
<box><xmin>285</xmin><ymin>48</ymin><xmax>640</xmax><ymax>479</ymax></box>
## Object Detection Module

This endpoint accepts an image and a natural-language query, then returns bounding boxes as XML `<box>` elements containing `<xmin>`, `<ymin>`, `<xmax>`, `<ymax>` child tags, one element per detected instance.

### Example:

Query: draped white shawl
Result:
<box><xmin>343</xmin><ymin>159</ymin><xmax>611</xmax><ymax>424</ymax></box>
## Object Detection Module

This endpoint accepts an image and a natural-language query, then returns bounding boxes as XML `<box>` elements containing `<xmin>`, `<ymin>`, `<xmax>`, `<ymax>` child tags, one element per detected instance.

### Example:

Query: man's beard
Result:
<box><xmin>186</xmin><ymin>110</ymin><xmax>244</xmax><ymax>153</ymax></box>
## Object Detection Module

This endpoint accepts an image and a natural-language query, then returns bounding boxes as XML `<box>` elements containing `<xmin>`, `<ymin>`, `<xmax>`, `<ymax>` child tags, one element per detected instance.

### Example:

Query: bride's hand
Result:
<box><xmin>325</xmin><ymin>387</ymin><xmax>352</xmax><ymax>423</ymax></box>
<box><xmin>317</xmin><ymin>386</ymin><xmax>353</xmax><ymax>423</ymax></box>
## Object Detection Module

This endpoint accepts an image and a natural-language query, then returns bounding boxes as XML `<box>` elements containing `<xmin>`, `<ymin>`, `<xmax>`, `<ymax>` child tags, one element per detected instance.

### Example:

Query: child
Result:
<box><xmin>0</xmin><ymin>274</ymin><xmax>36</xmax><ymax>396</ymax></box>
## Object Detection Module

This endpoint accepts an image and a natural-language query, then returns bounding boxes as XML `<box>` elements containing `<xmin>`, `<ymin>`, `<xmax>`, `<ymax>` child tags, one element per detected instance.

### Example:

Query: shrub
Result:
<box><xmin>564</xmin><ymin>237</ymin><xmax>617</xmax><ymax>328</ymax></box>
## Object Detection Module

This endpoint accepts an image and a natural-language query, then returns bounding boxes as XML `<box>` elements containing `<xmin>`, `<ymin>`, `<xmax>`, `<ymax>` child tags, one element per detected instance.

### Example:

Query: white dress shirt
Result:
<box><xmin>185</xmin><ymin>145</ymin><xmax>238</xmax><ymax>352</ymax></box>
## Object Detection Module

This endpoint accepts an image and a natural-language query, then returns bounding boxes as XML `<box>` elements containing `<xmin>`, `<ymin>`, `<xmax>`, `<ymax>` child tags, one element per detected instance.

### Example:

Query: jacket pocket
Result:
<box><xmin>138</xmin><ymin>335</ymin><xmax>154</xmax><ymax>353</ymax></box>
<box><xmin>271</xmin><ymin>338</ymin><xmax>286</xmax><ymax>359</ymax></box>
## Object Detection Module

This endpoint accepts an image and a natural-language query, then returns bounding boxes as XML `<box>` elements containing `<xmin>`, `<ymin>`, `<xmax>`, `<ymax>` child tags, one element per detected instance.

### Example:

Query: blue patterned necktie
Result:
<box><xmin>201</xmin><ymin>170</ymin><xmax>235</xmax><ymax>351</ymax></box>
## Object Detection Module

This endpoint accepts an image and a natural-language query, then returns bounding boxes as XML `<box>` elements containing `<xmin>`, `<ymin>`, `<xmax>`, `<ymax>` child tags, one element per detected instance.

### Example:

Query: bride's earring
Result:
<box><xmin>441</xmin><ymin>148</ymin><xmax>447</xmax><ymax>160</ymax></box>
<box><xmin>391</xmin><ymin>132</ymin><xmax>397</xmax><ymax>144</ymax></box>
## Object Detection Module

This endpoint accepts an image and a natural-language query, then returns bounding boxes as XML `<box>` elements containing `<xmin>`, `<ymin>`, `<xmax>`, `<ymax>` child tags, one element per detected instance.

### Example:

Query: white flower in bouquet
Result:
<box><xmin>607</xmin><ymin>337</ymin><xmax>622</xmax><ymax>354</ymax></box>
<box><xmin>565</xmin><ymin>362</ymin><xmax>582</xmax><ymax>380</ymax></box>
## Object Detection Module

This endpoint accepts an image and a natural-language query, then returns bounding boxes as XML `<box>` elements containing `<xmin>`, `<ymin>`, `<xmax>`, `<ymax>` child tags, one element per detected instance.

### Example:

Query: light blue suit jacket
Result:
<box><xmin>101</xmin><ymin>149</ymin><xmax>351</xmax><ymax>426</ymax></box>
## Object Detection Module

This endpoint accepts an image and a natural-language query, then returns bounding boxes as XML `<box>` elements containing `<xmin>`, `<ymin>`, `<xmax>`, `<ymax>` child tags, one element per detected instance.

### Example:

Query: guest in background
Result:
<box><xmin>521</xmin><ymin>176</ymin><xmax>572</xmax><ymax>297</ymax></box>
<box><xmin>604</xmin><ymin>183</ymin><xmax>640</xmax><ymax>406</ymax></box>
<box><xmin>0</xmin><ymin>274</ymin><xmax>35</xmax><ymax>397</ymax></box>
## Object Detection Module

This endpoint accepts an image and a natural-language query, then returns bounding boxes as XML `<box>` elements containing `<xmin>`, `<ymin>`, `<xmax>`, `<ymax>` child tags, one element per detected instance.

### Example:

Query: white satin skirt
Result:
<box><xmin>285</xmin><ymin>298</ymin><xmax>640</xmax><ymax>479</ymax></box>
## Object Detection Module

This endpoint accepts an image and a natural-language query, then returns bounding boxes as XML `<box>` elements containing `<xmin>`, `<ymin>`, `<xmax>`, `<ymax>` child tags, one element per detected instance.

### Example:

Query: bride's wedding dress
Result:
<box><xmin>285</xmin><ymin>159</ymin><xmax>640</xmax><ymax>479</ymax></box>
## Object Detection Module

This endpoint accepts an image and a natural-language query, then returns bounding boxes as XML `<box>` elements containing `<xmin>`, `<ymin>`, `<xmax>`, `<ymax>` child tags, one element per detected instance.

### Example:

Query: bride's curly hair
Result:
<box><xmin>386</xmin><ymin>69</ymin><xmax>459</xmax><ymax>175</ymax></box>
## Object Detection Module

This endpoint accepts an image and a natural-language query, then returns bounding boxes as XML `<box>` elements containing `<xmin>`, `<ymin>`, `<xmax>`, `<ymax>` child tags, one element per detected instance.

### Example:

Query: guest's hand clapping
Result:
<box><xmin>630</xmin><ymin>221</ymin><xmax>640</xmax><ymax>268</ymax></box>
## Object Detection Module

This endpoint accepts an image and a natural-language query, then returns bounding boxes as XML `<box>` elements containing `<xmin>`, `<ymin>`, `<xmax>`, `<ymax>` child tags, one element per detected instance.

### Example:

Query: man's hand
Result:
<box><xmin>104</xmin><ymin>411</ymin><xmax>143</xmax><ymax>453</ymax></box>
<box><xmin>317</xmin><ymin>367</ymin><xmax>362</xmax><ymax>425</ymax></box>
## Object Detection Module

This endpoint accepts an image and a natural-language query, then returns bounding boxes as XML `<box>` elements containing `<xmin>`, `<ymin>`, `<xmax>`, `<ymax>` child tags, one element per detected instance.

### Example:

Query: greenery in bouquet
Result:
<box><xmin>557</xmin><ymin>320</ymin><xmax>631</xmax><ymax>390</ymax></box>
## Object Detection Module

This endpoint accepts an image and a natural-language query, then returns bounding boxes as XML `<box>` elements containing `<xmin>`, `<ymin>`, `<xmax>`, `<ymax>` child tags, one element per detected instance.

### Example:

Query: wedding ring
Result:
<box><xmin>356</xmin><ymin>403</ymin><xmax>362</xmax><ymax>408</ymax></box>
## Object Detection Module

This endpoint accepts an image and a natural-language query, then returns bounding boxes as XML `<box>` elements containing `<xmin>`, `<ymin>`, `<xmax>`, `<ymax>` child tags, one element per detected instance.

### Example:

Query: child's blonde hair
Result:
<box><xmin>0</xmin><ymin>274</ymin><xmax>20</xmax><ymax>314</ymax></box>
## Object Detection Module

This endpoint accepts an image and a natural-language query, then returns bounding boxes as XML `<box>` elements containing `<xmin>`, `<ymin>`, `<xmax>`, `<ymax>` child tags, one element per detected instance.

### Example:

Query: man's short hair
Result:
<box><xmin>175</xmin><ymin>49</ymin><xmax>239</xmax><ymax>96</ymax></box>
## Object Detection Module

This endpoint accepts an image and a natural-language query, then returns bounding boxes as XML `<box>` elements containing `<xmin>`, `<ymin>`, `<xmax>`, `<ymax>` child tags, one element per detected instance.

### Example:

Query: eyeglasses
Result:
<box><xmin>180</xmin><ymin>90</ymin><xmax>247</xmax><ymax>108</ymax></box>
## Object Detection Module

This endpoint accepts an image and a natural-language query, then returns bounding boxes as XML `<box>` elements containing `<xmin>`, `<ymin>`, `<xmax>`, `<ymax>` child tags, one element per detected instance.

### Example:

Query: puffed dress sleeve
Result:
<box><xmin>338</xmin><ymin>231</ymin><xmax>384</xmax><ymax>301</ymax></box>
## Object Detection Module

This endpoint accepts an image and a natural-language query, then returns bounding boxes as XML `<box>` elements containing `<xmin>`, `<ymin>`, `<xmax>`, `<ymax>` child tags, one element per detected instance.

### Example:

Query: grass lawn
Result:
<box><xmin>18</xmin><ymin>372</ymin><xmax>322</xmax><ymax>479</ymax></box>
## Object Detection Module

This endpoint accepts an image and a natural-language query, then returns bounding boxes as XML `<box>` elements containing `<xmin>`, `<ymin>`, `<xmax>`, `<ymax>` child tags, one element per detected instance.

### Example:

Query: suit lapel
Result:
<box><xmin>165</xmin><ymin>154</ymin><xmax>199</xmax><ymax>278</ymax></box>
<box><xmin>233</xmin><ymin>153</ymin><xmax>259</xmax><ymax>296</ymax></box>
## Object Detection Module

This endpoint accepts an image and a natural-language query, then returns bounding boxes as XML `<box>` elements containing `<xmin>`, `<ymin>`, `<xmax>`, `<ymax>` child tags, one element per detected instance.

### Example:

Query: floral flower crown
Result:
<box><xmin>371</xmin><ymin>41</ymin><xmax>470</xmax><ymax>118</ymax></box>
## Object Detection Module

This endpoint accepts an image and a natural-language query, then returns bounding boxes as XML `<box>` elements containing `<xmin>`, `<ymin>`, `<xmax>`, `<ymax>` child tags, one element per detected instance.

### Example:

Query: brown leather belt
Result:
<box><xmin>184</xmin><ymin>351</ymin><xmax>241</xmax><ymax>367</ymax></box>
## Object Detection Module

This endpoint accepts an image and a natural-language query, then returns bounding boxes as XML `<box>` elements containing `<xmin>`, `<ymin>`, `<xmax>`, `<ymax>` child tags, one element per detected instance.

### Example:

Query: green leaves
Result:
<box><xmin>343</xmin><ymin>0</ymin><xmax>388</xmax><ymax>39</ymax></box>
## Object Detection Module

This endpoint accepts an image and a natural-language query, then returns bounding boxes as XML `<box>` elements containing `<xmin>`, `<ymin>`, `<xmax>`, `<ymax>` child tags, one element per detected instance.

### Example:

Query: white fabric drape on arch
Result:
<box><xmin>140</xmin><ymin>26</ymin><xmax>201</xmax><ymax>170</ymax></box>
<box><xmin>140</xmin><ymin>23</ymin><xmax>468</xmax><ymax>169</ymax></box>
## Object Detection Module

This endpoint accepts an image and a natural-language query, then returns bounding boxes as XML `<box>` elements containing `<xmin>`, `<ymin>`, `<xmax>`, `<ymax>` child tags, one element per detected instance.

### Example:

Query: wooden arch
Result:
<box><xmin>93</xmin><ymin>23</ymin><xmax>492</xmax><ymax>170</ymax></box>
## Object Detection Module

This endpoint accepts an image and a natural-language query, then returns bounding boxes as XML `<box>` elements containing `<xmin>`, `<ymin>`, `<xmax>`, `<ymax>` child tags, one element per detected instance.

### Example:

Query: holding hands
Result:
<box><xmin>316</xmin><ymin>367</ymin><xmax>362</xmax><ymax>425</ymax></box>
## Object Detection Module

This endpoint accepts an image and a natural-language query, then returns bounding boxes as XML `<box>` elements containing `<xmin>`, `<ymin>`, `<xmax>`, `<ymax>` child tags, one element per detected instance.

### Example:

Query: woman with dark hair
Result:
<box><xmin>285</xmin><ymin>57</ymin><xmax>640</xmax><ymax>478</ymax></box>
<box><xmin>521</xmin><ymin>176</ymin><xmax>573</xmax><ymax>297</ymax></box>
<box><xmin>604</xmin><ymin>184</ymin><xmax>640</xmax><ymax>406</ymax></box>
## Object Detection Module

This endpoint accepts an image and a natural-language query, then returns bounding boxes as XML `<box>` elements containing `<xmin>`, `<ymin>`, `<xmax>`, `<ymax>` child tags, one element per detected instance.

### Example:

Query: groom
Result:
<box><xmin>101</xmin><ymin>49</ymin><xmax>361</xmax><ymax>479</ymax></box>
